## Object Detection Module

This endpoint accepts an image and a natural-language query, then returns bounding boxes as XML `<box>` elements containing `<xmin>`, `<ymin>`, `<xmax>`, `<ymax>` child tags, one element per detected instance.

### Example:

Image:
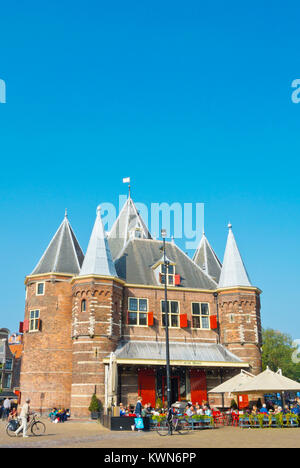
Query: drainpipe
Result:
<box><xmin>213</xmin><ymin>292</ymin><xmax>220</xmax><ymax>344</ymax></box>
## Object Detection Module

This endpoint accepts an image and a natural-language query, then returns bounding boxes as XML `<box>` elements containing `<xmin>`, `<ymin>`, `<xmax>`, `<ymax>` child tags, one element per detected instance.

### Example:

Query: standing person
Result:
<box><xmin>15</xmin><ymin>399</ymin><xmax>31</xmax><ymax>438</ymax></box>
<box><xmin>3</xmin><ymin>398</ymin><xmax>11</xmax><ymax>420</ymax></box>
<box><xmin>132</xmin><ymin>397</ymin><xmax>143</xmax><ymax>432</ymax></box>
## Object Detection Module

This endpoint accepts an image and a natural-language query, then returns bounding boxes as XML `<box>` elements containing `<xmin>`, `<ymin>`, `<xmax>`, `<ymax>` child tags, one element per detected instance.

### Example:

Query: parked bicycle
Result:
<box><xmin>6</xmin><ymin>413</ymin><xmax>46</xmax><ymax>437</ymax></box>
<box><xmin>156</xmin><ymin>409</ymin><xmax>190</xmax><ymax>436</ymax></box>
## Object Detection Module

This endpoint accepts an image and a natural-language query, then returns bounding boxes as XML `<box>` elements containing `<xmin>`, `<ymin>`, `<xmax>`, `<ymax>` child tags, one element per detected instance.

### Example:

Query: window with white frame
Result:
<box><xmin>36</xmin><ymin>282</ymin><xmax>45</xmax><ymax>296</ymax></box>
<box><xmin>5</xmin><ymin>359</ymin><xmax>13</xmax><ymax>371</ymax></box>
<box><xmin>161</xmin><ymin>300</ymin><xmax>180</xmax><ymax>327</ymax></box>
<box><xmin>29</xmin><ymin>310</ymin><xmax>40</xmax><ymax>331</ymax></box>
<box><xmin>128</xmin><ymin>298</ymin><xmax>148</xmax><ymax>326</ymax></box>
<box><xmin>160</xmin><ymin>264</ymin><xmax>176</xmax><ymax>286</ymax></box>
<box><xmin>3</xmin><ymin>373</ymin><xmax>12</xmax><ymax>389</ymax></box>
<box><xmin>192</xmin><ymin>303</ymin><xmax>210</xmax><ymax>329</ymax></box>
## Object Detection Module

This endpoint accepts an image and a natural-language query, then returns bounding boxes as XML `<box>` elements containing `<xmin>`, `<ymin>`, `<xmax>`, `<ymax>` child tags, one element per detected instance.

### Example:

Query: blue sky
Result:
<box><xmin>0</xmin><ymin>0</ymin><xmax>299</xmax><ymax>338</ymax></box>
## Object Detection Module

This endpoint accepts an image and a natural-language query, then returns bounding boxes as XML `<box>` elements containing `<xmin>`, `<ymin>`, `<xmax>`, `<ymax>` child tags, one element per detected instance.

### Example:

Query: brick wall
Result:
<box><xmin>19</xmin><ymin>275</ymin><xmax>73</xmax><ymax>413</ymax></box>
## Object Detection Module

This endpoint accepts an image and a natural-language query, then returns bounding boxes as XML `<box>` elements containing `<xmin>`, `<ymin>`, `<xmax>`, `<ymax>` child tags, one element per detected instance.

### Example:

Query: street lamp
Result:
<box><xmin>161</xmin><ymin>229</ymin><xmax>172</xmax><ymax>424</ymax></box>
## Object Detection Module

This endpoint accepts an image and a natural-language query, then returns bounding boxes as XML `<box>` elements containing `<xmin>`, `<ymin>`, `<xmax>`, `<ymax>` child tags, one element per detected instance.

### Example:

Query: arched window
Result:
<box><xmin>81</xmin><ymin>299</ymin><xmax>86</xmax><ymax>312</ymax></box>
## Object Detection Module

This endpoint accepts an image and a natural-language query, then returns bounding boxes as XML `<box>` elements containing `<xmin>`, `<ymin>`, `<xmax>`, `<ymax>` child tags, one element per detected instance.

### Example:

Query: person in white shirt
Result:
<box><xmin>15</xmin><ymin>399</ymin><xmax>31</xmax><ymax>438</ymax></box>
<box><xmin>3</xmin><ymin>398</ymin><xmax>11</xmax><ymax>420</ymax></box>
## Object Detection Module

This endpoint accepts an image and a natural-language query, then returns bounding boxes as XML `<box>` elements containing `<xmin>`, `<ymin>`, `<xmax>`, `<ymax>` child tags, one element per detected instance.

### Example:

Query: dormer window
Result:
<box><xmin>160</xmin><ymin>264</ymin><xmax>175</xmax><ymax>285</ymax></box>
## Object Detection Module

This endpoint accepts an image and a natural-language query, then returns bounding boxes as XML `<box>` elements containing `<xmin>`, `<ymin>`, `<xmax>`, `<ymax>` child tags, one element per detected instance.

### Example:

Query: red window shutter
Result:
<box><xmin>174</xmin><ymin>274</ymin><xmax>181</xmax><ymax>285</ymax></box>
<box><xmin>23</xmin><ymin>320</ymin><xmax>29</xmax><ymax>333</ymax></box>
<box><xmin>180</xmin><ymin>313</ymin><xmax>188</xmax><ymax>328</ymax></box>
<box><xmin>148</xmin><ymin>312</ymin><xmax>154</xmax><ymax>326</ymax></box>
<box><xmin>210</xmin><ymin>315</ymin><xmax>218</xmax><ymax>329</ymax></box>
<box><xmin>37</xmin><ymin>319</ymin><xmax>42</xmax><ymax>331</ymax></box>
<box><xmin>19</xmin><ymin>322</ymin><xmax>24</xmax><ymax>334</ymax></box>
<box><xmin>159</xmin><ymin>273</ymin><xmax>163</xmax><ymax>284</ymax></box>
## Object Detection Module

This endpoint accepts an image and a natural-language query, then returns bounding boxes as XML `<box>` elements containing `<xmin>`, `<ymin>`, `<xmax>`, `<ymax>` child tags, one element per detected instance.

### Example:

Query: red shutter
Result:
<box><xmin>19</xmin><ymin>322</ymin><xmax>24</xmax><ymax>334</ymax></box>
<box><xmin>210</xmin><ymin>315</ymin><xmax>218</xmax><ymax>329</ymax></box>
<box><xmin>174</xmin><ymin>274</ymin><xmax>181</xmax><ymax>285</ymax></box>
<box><xmin>190</xmin><ymin>370</ymin><xmax>207</xmax><ymax>405</ymax></box>
<box><xmin>159</xmin><ymin>273</ymin><xmax>163</xmax><ymax>284</ymax></box>
<box><xmin>148</xmin><ymin>312</ymin><xmax>154</xmax><ymax>326</ymax></box>
<box><xmin>179</xmin><ymin>313</ymin><xmax>188</xmax><ymax>328</ymax></box>
<box><xmin>37</xmin><ymin>319</ymin><xmax>42</xmax><ymax>331</ymax></box>
<box><xmin>23</xmin><ymin>320</ymin><xmax>29</xmax><ymax>333</ymax></box>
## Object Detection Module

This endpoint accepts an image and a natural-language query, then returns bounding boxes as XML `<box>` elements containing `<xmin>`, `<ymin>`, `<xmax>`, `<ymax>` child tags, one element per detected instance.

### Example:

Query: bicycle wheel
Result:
<box><xmin>31</xmin><ymin>421</ymin><xmax>46</xmax><ymax>436</ymax></box>
<box><xmin>6</xmin><ymin>420</ymin><xmax>21</xmax><ymax>437</ymax></box>
<box><xmin>156</xmin><ymin>420</ymin><xmax>170</xmax><ymax>436</ymax></box>
<box><xmin>176</xmin><ymin>419</ymin><xmax>191</xmax><ymax>434</ymax></box>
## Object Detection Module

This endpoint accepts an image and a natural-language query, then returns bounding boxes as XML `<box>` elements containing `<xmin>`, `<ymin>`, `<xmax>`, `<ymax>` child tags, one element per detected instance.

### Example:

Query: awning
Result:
<box><xmin>208</xmin><ymin>370</ymin><xmax>255</xmax><ymax>393</ymax></box>
<box><xmin>232</xmin><ymin>367</ymin><xmax>300</xmax><ymax>393</ymax></box>
<box><xmin>103</xmin><ymin>341</ymin><xmax>249</xmax><ymax>368</ymax></box>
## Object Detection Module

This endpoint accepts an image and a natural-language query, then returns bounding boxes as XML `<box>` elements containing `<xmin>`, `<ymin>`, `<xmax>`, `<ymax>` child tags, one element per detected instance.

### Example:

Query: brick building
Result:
<box><xmin>0</xmin><ymin>329</ymin><xmax>18</xmax><ymax>398</ymax></box>
<box><xmin>19</xmin><ymin>196</ymin><xmax>262</xmax><ymax>417</ymax></box>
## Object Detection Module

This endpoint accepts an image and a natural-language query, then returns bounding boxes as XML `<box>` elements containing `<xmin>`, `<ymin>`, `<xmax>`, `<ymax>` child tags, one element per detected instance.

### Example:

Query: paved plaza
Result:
<box><xmin>0</xmin><ymin>420</ymin><xmax>300</xmax><ymax>448</ymax></box>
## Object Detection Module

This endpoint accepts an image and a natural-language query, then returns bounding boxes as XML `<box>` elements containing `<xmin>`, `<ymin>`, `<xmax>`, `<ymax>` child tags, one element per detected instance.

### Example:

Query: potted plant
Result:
<box><xmin>88</xmin><ymin>393</ymin><xmax>103</xmax><ymax>420</ymax></box>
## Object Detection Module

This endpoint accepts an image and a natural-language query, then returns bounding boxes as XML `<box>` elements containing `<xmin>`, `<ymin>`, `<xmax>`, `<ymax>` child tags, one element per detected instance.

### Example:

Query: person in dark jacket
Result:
<box><xmin>135</xmin><ymin>397</ymin><xmax>143</xmax><ymax>417</ymax></box>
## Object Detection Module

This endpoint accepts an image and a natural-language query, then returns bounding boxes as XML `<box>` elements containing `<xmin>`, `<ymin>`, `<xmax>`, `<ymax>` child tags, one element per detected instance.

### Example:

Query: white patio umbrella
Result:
<box><xmin>232</xmin><ymin>367</ymin><xmax>300</xmax><ymax>394</ymax></box>
<box><xmin>107</xmin><ymin>352</ymin><xmax>118</xmax><ymax>408</ymax></box>
<box><xmin>209</xmin><ymin>370</ymin><xmax>255</xmax><ymax>394</ymax></box>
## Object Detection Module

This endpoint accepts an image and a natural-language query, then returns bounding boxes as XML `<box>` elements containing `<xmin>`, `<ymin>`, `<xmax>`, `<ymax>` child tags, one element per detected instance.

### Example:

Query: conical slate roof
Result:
<box><xmin>80</xmin><ymin>206</ymin><xmax>117</xmax><ymax>277</ymax></box>
<box><xmin>218</xmin><ymin>224</ymin><xmax>252</xmax><ymax>288</ymax></box>
<box><xmin>108</xmin><ymin>196</ymin><xmax>152</xmax><ymax>260</ymax></box>
<box><xmin>193</xmin><ymin>233</ymin><xmax>222</xmax><ymax>282</ymax></box>
<box><xmin>31</xmin><ymin>213</ymin><xmax>84</xmax><ymax>275</ymax></box>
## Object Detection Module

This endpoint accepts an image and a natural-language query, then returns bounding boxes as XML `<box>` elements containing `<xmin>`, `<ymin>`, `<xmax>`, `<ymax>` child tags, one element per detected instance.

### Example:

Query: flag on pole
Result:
<box><xmin>123</xmin><ymin>177</ymin><xmax>130</xmax><ymax>183</ymax></box>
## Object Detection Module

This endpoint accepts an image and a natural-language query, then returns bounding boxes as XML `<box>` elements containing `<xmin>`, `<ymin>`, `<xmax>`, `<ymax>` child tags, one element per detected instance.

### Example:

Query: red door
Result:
<box><xmin>138</xmin><ymin>369</ymin><xmax>156</xmax><ymax>408</ymax></box>
<box><xmin>190</xmin><ymin>370</ymin><xmax>207</xmax><ymax>405</ymax></box>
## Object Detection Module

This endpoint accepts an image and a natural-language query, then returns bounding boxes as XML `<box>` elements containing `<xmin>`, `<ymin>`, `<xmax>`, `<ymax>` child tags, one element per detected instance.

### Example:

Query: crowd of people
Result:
<box><xmin>48</xmin><ymin>408</ymin><xmax>70</xmax><ymax>423</ymax></box>
<box><xmin>118</xmin><ymin>398</ymin><xmax>213</xmax><ymax>418</ymax></box>
<box><xmin>244</xmin><ymin>399</ymin><xmax>300</xmax><ymax>416</ymax></box>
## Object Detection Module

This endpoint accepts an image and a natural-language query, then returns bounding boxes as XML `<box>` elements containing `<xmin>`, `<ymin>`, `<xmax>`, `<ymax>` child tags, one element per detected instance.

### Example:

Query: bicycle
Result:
<box><xmin>6</xmin><ymin>413</ymin><xmax>46</xmax><ymax>437</ymax></box>
<box><xmin>156</xmin><ymin>409</ymin><xmax>191</xmax><ymax>436</ymax></box>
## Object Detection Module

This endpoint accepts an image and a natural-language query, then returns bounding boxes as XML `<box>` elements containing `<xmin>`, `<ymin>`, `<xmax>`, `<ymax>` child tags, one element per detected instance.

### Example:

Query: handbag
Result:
<box><xmin>134</xmin><ymin>417</ymin><xmax>144</xmax><ymax>430</ymax></box>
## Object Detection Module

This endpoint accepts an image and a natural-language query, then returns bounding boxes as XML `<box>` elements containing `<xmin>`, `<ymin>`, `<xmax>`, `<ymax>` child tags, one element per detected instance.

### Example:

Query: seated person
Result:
<box><xmin>195</xmin><ymin>404</ymin><xmax>204</xmax><ymax>415</ymax></box>
<box><xmin>49</xmin><ymin>408</ymin><xmax>58</xmax><ymax>422</ymax></box>
<box><xmin>8</xmin><ymin>407</ymin><xmax>17</xmax><ymax>421</ymax></box>
<box><xmin>203</xmin><ymin>406</ymin><xmax>212</xmax><ymax>416</ymax></box>
<box><xmin>119</xmin><ymin>403</ymin><xmax>126</xmax><ymax>416</ymax></box>
<box><xmin>185</xmin><ymin>405</ymin><xmax>195</xmax><ymax>417</ymax></box>
<box><xmin>259</xmin><ymin>404</ymin><xmax>268</xmax><ymax>414</ymax></box>
<box><xmin>251</xmin><ymin>405</ymin><xmax>258</xmax><ymax>415</ymax></box>
<box><xmin>291</xmin><ymin>404</ymin><xmax>300</xmax><ymax>415</ymax></box>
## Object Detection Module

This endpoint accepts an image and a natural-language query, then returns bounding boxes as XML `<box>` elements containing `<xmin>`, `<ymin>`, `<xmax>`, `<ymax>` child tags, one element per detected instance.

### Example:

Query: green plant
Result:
<box><xmin>88</xmin><ymin>394</ymin><xmax>103</xmax><ymax>413</ymax></box>
<box><xmin>155</xmin><ymin>398</ymin><xmax>163</xmax><ymax>409</ymax></box>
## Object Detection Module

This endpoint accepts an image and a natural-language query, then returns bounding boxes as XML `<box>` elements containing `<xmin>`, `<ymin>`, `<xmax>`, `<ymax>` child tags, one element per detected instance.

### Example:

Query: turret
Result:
<box><xmin>71</xmin><ymin>206</ymin><xmax>124</xmax><ymax>417</ymax></box>
<box><xmin>20</xmin><ymin>212</ymin><xmax>84</xmax><ymax>413</ymax></box>
<box><xmin>217</xmin><ymin>224</ymin><xmax>262</xmax><ymax>375</ymax></box>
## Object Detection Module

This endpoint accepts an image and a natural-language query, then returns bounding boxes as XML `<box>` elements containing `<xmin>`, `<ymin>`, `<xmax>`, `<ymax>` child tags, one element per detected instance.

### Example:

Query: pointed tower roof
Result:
<box><xmin>218</xmin><ymin>224</ymin><xmax>252</xmax><ymax>288</ymax></box>
<box><xmin>193</xmin><ymin>233</ymin><xmax>222</xmax><ymax>282</ymax></box>
<box><xmin>80</xmin><ymin>206</ymin><xmax>117</xmax><ymax>277</ymax></box>
<box><xmin>31</xmin><ymin>212</ymin><xmax>84</xmax><ymax>275</ymax></box>
<box><xmin>108</xmin><ymin>196</ymin><xmax>152</xmax><ymax>259</ymax></box>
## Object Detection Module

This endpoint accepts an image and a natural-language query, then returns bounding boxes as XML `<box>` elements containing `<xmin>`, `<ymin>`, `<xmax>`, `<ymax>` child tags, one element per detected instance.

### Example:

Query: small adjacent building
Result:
<box><xmin>0</xmin><ymin>329</ymin><xmax>17</xmax><ymax>398</ymax></box>
<box><xmin>19</xmin><ymin>196</ymin><xmax>262</xmax><ymax>417</ymax></box>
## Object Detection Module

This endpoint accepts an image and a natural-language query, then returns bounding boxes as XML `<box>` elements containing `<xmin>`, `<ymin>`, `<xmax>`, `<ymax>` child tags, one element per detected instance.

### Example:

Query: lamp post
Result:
<box><xmin>161</xmin><ymin>229</ymin><xmax>172</xmax><ymax>421</ymax></box>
